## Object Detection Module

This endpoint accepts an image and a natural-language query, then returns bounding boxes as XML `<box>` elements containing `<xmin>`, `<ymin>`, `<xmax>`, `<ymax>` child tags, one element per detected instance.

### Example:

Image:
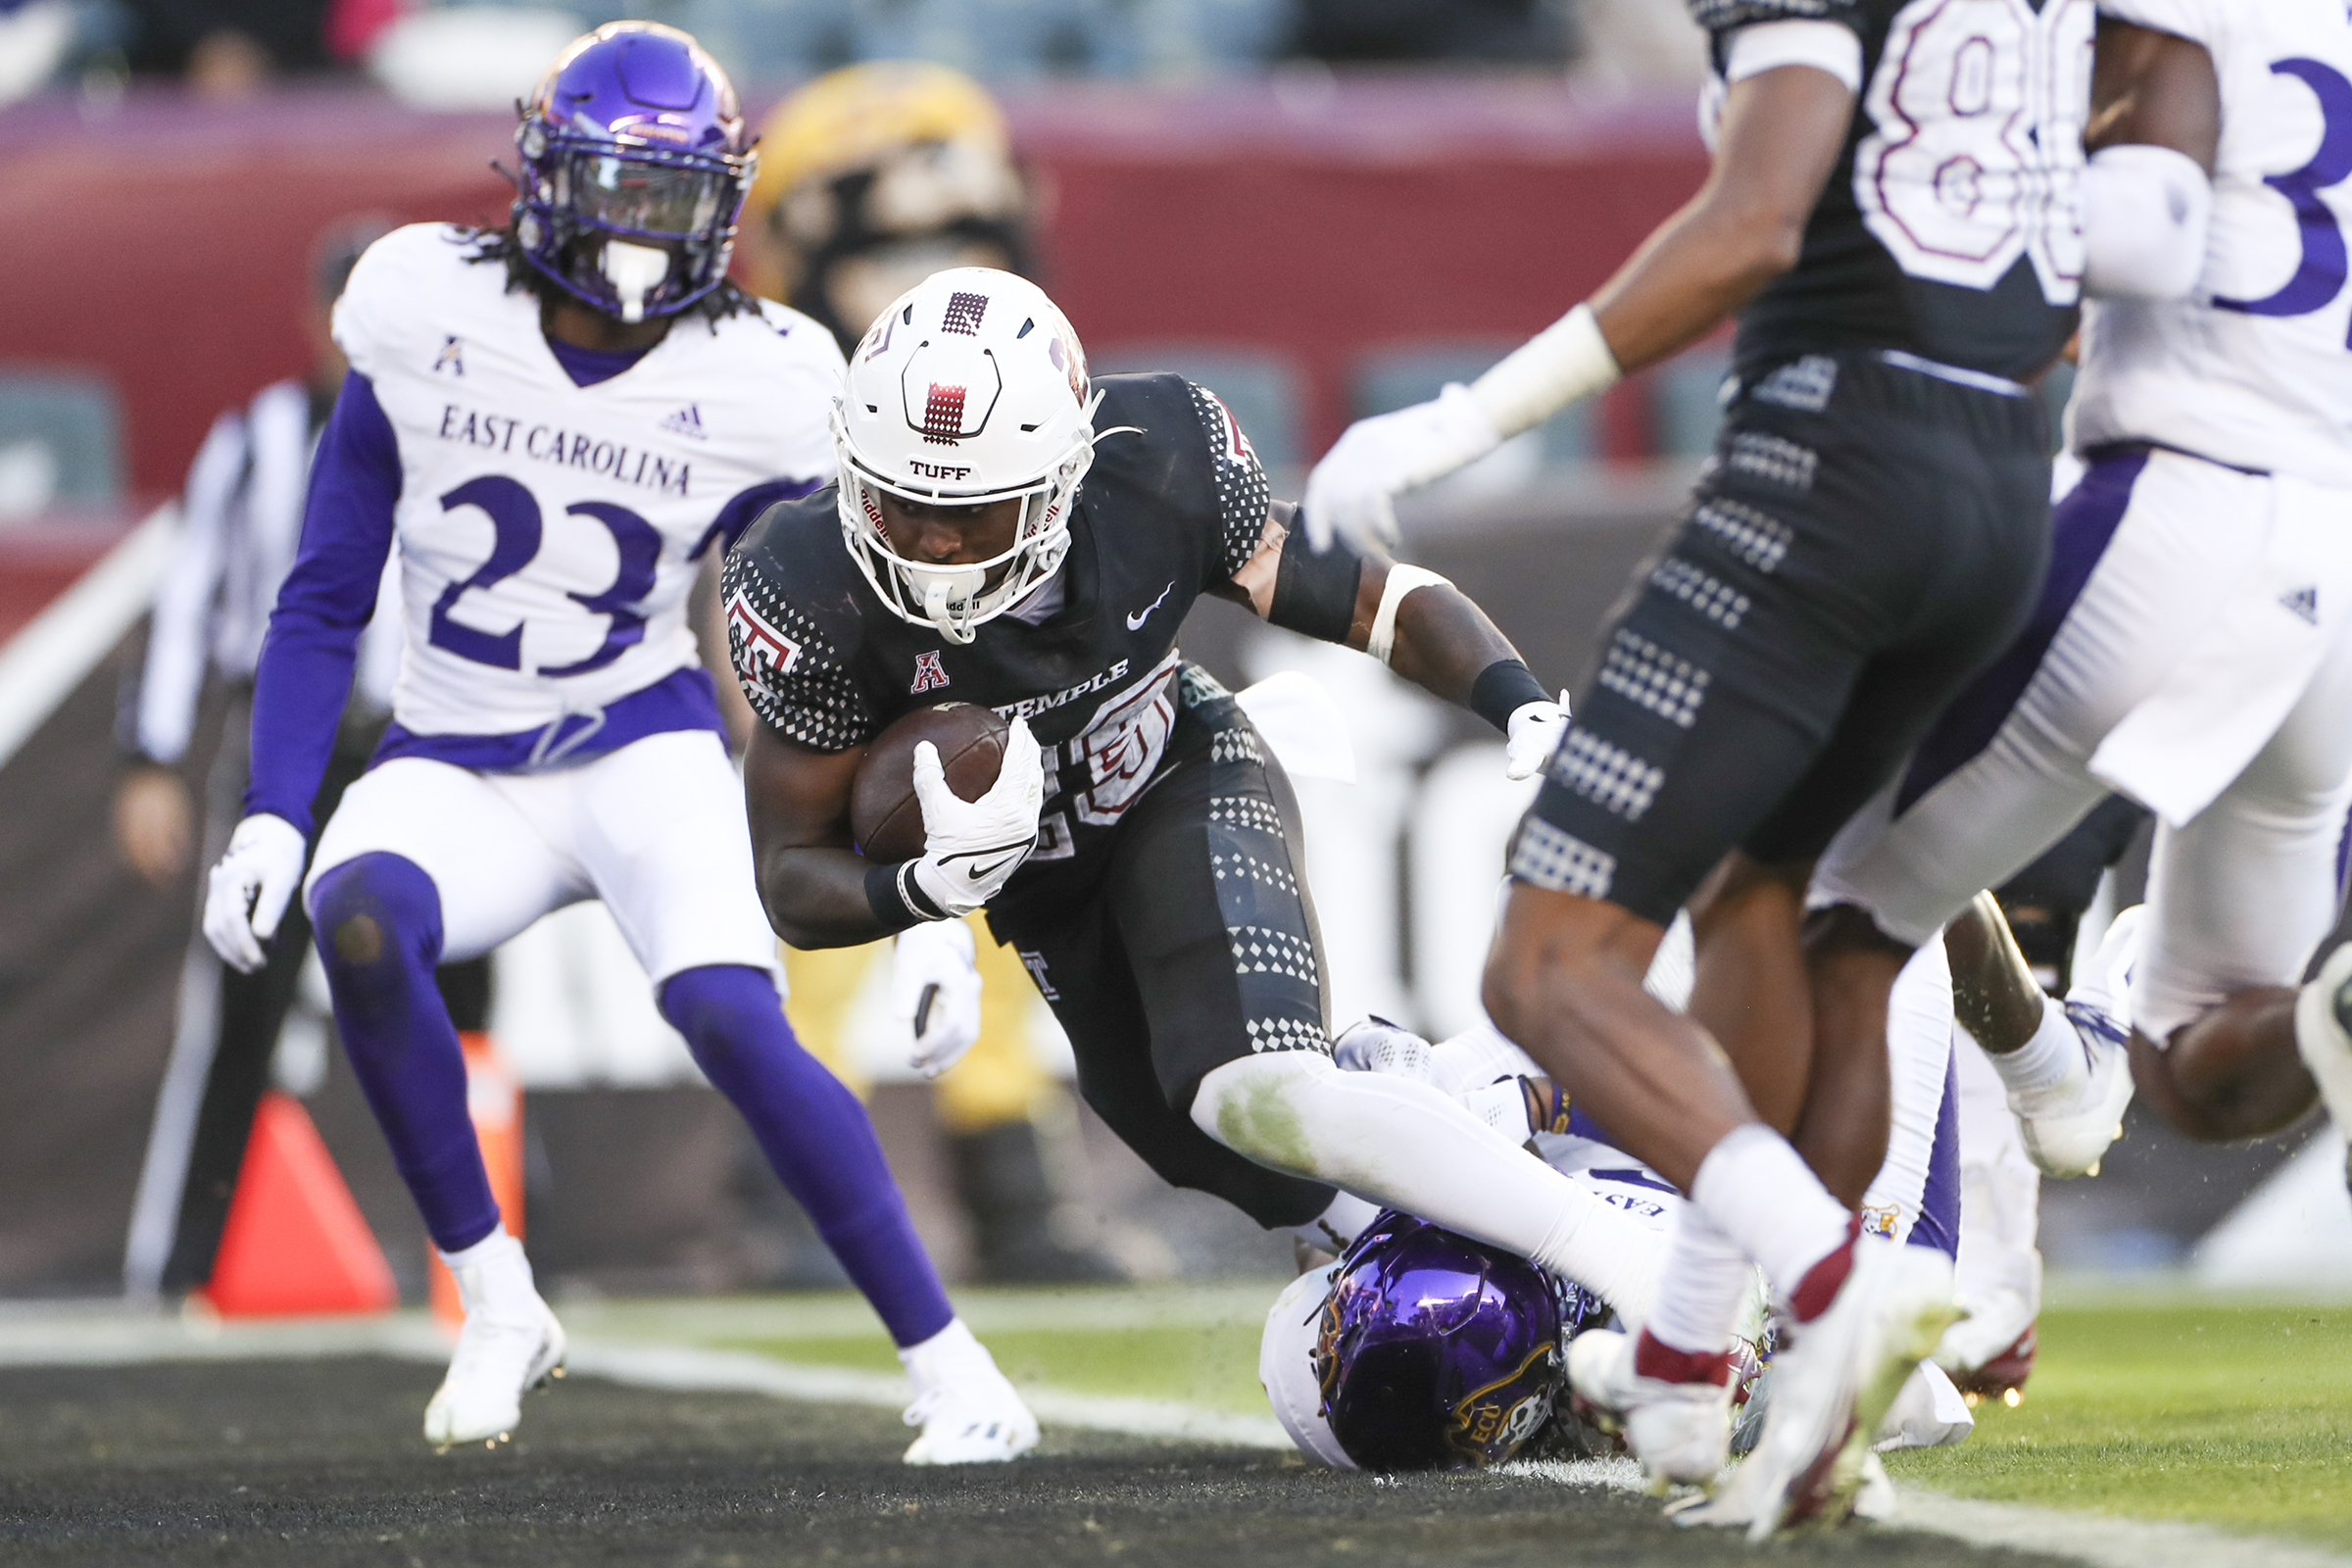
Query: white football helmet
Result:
<box><xmin>833</xmin><ymin>267</ymin><xmax>1101</xmax><ymax>644</ymax></box>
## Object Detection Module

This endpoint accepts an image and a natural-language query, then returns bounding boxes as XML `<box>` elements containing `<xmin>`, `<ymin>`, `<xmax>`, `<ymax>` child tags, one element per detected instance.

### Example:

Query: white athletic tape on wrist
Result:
<box><xmin>1368</xmin><ymin>565</ymin><xmax>1452</xmax><ymax>666</ymax></box>
<box><xmin>1725</xmin><ymin>20</ymin><xmax>1863</xmax><ymax>92</ymax></box>
<box><xmin>1468</xmin><ymin>302</ymin><xmax>1623</xmax><ymax>440</ymax></box>
<box><xmin>2082</xmin><ymin>142</ymin><xmax>2211</xmax><ymax>302</ymax></box>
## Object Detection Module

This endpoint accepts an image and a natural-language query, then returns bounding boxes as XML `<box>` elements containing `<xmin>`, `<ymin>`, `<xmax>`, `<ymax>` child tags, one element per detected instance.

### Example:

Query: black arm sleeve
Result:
<box><xmin>1265</xmin><ymin>510</ymin><xmax>1364</xmax><ymax>646</ymax></box>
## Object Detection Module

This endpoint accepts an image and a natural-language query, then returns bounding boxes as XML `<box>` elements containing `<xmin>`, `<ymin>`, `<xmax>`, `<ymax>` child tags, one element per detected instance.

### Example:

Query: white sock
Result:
<box><xmin>437</xmin><ymin>1229</ymin><xmax>538</xmax><ymax>1319</ymax></box>
<box><xmin>1644</xmin><ymin>1207</ymin><xmax>1752</xmax><ymax>1356</ymax></box>
<box><xmin>1196</xmin><ymin>1054</ymin><xmax>1664</xmax><ymax>1319</ymax></box>
<box><xmin>1285</xmin><ymin>1191</ymin><xmax>1381</xmax><ymax>1253</ymax></box>
<box><xmin>900</xmin><ymin>1316</ymin><xmax>994</xmax><ymax>1384</ymax></box>
<box><xmin>1687</xmin><ymin>1123</ymin><xmax>1853</xmax><ymax>1305</ymax></box>
<box><xmin>1983</xmin><ymin>995</ymin><xmax>2084</xmax><ymax>1102</ymax></box>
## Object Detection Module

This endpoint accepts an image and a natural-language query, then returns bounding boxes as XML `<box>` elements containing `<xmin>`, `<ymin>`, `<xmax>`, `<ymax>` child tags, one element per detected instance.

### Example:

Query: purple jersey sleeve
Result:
<box><xmin>242</xmin><ymin>369</ymin><xmax>401</xmax><ymax>836</ymax></box>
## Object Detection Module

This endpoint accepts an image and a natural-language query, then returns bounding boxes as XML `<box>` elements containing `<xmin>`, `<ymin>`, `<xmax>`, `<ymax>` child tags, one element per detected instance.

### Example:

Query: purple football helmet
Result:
<box><xmin>510</xmin><ymin>22</ymin><xmax>754</xmax><ymax>322</ymax></box>
<box><xmin>1311</xmin><ymin>1211</ymin><xmax>1573</xmax><ymax>1471</ymax></box>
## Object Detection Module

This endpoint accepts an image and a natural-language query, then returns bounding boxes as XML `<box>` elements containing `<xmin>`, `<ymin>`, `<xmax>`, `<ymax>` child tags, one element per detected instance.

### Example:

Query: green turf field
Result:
<box><xmin>1885</xmin><ymin>1297</ymin><xmax>2352</xmax><ymax>1550</ymax></box>
<box><xmin>574</xmin><ymin>1283</ymin><xmax>2352</xmax><ymax>1549</ymax></box>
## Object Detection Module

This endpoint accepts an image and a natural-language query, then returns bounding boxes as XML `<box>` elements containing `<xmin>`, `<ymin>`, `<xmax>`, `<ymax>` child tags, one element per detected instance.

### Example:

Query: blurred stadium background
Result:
<box><xmin>0</xmin><ymin>0</ymin><xmax>2342</xmax><ymax>1327</ymax></box>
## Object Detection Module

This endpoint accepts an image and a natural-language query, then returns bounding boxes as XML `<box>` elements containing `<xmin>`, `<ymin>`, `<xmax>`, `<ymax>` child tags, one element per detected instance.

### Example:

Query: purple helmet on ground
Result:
<box><xmin>1263</xmin><ymin>1210</ymin><xmax>1572</xmax><ymax>1472</ymax></box>
<box><xmin>510</xmin><ymin>22</ymin><xmax>754</xmax><ymax>322</ymax></box>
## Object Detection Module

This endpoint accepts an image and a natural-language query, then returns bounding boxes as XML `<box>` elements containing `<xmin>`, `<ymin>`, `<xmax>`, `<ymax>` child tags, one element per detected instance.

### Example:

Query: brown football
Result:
<box><xmin>851</xmin><ymin>702</ymin><xmax>1010</xmax><ymax>863</ymax></box>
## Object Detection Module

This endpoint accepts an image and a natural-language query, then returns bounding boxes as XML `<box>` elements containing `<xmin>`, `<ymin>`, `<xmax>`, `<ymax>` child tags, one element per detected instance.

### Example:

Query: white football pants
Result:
<box><xmin>1817</xmin><ymin>451</ymin><xmax>2352</xmax><ymax>1042</ymax></box>
<box><xmin>307</xmin><ymin>729</ymin><xmax>779</xmax><ymax>987</ymax></box>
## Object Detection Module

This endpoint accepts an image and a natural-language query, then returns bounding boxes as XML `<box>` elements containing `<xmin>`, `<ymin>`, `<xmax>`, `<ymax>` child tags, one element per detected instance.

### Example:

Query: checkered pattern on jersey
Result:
<box><xmin>720</xmin><ymin>551</ymin><xmax>877</xmax><ymax>753</ymax></box>
<box><xmin>1186</xmin><ymin>382</ymin><xmax>1275</xmax><ymax>579</ymax></box>
<box><xmin>1548</xmin><ymin>728</ymin><xmax>1665</xmax><ymax>821</ymax></box>
<box><xmin>1202</xmin><ymin>706</ymin><xmax>1328</xmax><ymax>1057</ymax></box>
<box><xmin>1692</xmin><ymin>498</ymin><xmax>1794</xmax><ymax>574</ymax></box>
<box><xmin>1649</xmin><ymin>557</ymin><xmax>1752</xmax><ymax>630</ymax></box>
<box><xmin>1508</xmin><ymin>816</ymin><xmax>1617</xmax><ymax>901</ymax></box>
<box><xmin>1599</xmin><ymin>628</ymin><xmax>1711</xmax><ymax>728</ymax></box>
<box><xmin>1728</xmin><ymin>432</ymin><xmax>1819</xmax><ymax>492</ymax></box>
<box><xmin>1687</xmin><ymin>0</ymin><xmax>1861</xmax><ymax>30</ymax></box>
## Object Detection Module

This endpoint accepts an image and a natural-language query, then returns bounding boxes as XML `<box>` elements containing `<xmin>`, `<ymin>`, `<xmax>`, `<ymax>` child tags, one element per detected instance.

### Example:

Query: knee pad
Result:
<box><xmin>1191</xmin><ymin>1052</ymin><xmax>1337</xmax><ymax>1176</ymax></box>
<box><xmin>310</xmin><ymin>853</ymin><xmax>445</xmax><ymax>974</ymax></box>
<box><xmin>659</xmin><ymin>963</ymin><xmax>792</xmax><ymax>1075</ymax></box>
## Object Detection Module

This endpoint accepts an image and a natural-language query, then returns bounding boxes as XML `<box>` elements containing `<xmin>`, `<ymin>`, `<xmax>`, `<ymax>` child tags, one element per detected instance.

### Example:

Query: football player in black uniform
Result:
<box><xmin>1306</xmin><ymin>0</ymin><xmax>2098</xmax><ymax>1535</ymax></box>
<box><xmin>724</xmin><ymin>268</ymin><xmax>1671</xmax><ymax>1327</ymax></box>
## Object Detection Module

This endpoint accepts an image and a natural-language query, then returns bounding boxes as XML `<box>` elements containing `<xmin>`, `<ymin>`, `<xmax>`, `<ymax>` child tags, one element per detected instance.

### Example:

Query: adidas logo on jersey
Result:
<box><xmin>661</xmin><ymin>405</ymin><xmax>710</xmax><ymax>441</ymax></box>
<box><xmin>2282</xmin><ymin>585</ymin><xmax>2320</xmax><ymax>625</ymax></box>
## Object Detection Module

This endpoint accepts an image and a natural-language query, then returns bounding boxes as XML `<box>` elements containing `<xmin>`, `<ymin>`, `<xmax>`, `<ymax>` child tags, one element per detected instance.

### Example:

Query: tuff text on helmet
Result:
<box><xmin>906</xmin><ymin>459</ymin><xmax>974</xmax><ymax>480</ymax></box>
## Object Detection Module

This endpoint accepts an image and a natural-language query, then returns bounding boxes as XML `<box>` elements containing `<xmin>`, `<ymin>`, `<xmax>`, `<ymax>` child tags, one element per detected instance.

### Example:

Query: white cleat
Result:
<box><xmin>900</xmin><ymin>1318</ymin><xmax>1039</xmax><ymax>1466</ymax></box>
<box><xmin>1565</xmin><ymin>1328</ymin><xmax>1733</xmax><ymax>1492</ymax></box>
<box><xmin>2013</xmin><ymin>906</ymin><xmax>2142</xmax><ymax>1179</ymax></box>
<box><xmin>1679</xmin><ymin>1239</ymin><xmax>1956</xmax><ymax>1542</ymax></box>
<box><xmin>423</xmin><ymin>1231</ymin><xmax>565</xmax><ymax>1452</ymax></box>
<box><xmin>2294</xmin><ymin>943</ymin><xmax>2352</xmax><ymax>1150</ymax></box>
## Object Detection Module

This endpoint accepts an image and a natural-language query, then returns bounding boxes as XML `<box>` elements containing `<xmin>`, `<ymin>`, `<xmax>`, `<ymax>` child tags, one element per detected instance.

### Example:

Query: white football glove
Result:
<box><xmin>1503</xmin><ymin>692</ymin><xmax>1571</xmax><ymax>782</ymax></box>
<box><xmin>202</xmin><ymin>813</ymin><xmax>309</xmax><ymax>973</ymax></box>
<box><xmin>894</xmin><ymin>918</ymin><xmax>984</xmax><ymax>1080</ymax></box>
<box><xmin>906</xmin><ymin>717</ymin><xmax>1045</xmax><ymax>916</ymax></box>
<box><xmin>1302</xmin><ymin>382</ymin><xmax>1503</xmax><ymax>553</ymax></box>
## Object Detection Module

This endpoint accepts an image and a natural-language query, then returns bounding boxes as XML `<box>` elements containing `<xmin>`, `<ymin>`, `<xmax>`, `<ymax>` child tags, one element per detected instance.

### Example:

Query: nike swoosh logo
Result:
<box><xmin>1126</xmin><ymin>581</ymin><xmax>1176</xmax><ymax>631</ymax></box>
<box><xmin>965</xmin><ymin>851</ymin><xmax>1026</xmax><ymax>882</ymax></box>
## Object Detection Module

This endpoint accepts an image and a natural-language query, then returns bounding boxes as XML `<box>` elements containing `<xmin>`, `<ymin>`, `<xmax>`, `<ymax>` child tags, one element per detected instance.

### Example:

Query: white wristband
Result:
<box><xmin>1368</xmin><ymin>565</ymin><xmax>1452</xmax><ymax>666</ymax></box>
<box><xmin>1468</xmin><ymin>302</ymin><xmax>1623</xmax><ymax>439</ymax></box>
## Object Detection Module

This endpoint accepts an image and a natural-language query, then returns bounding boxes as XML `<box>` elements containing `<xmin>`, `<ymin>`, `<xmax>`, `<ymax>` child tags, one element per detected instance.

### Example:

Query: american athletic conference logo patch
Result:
<box><xmin>910</xmin><ymin>650</ymin><xmax>950</xmax><ymax>694</ymax></box>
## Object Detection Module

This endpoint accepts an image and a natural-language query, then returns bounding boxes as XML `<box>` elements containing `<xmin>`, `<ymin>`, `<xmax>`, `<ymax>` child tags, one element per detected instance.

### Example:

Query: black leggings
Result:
<box><xmin>989</xmin><ymin>672</ymin><xmax>1338</xmax><ymax>1232</ymax></box>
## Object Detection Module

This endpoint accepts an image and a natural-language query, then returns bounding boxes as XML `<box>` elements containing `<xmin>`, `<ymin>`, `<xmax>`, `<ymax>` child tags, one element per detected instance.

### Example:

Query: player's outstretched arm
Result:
<box><xmin>1214</xmin><ymin>502</ymin><xmax>1565</xmax><ymax>779</ymax></box>
<box><xmin>1302</xmin><ymin>61</ymin><xmax>1854</xmax><ymax>550</ymax></box>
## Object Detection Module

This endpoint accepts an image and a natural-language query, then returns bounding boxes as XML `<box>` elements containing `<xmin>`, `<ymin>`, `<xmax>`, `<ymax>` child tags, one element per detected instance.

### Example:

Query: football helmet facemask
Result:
<box><xmin>834</xmin><ymin>267</ymin><xmax>1100</xmax><ymax>645</ymax></box>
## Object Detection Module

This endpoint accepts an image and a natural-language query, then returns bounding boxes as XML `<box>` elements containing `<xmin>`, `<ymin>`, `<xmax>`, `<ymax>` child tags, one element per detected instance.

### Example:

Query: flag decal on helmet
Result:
<box><xmin>921</xmin><ymin>384</ymin><xmax>970</xmax><ymax>445</ymax></box>
<box><xmin>942</xmin><ymin>291</ymin><xmax>991</xmax><ymax>335</ymax></box>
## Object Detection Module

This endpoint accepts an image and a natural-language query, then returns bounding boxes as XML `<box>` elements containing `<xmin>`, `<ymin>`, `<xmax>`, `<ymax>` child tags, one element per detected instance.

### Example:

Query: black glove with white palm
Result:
<box><xmin>904</xmin><ymin>716</ymin><xmax>1046</xmax><ymax>917</ymax></box>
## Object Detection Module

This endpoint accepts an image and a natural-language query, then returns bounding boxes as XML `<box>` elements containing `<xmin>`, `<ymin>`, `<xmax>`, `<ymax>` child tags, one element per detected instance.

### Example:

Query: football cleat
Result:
<box><xmin>1566</xmin><ymin>1328</ymin><xmax>1734</xmax><ymax>1492</ymax></box>
<box><xmin>1679</xmin><ymin>1239</ymin><xmax>1955</xmax><ymax>1541</ymax></box>
<box><xmin>900</xmin><ymin>1319</ymin><xmax>1039</xmax><ymax>1465</ymax></box>
<box><xmin>1939</xmin><ymin>1321</ymin><xmax>2037</xmax><ymax>1405</ymax></box>
<box><xmin>2294</xmin><ymin>943</ymin><xmax>2352</xmax><ymax>1163</ymax></box>
<box><xmin>2013</xmin><ymin>907</ymin><xmax>2142</xmax><ymax>1178</ymax></box>
<box><xmin>423</xmin><ymin>1232</ymin><xmax>566</xmax><ymax>1451</ymax></box>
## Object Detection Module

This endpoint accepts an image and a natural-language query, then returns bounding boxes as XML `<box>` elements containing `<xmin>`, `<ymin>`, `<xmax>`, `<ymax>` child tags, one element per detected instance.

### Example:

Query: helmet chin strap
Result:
<box><xmin>602</xmin><ymin>239</ymin><xmax>670</xmax><ymax>324</ymax></box>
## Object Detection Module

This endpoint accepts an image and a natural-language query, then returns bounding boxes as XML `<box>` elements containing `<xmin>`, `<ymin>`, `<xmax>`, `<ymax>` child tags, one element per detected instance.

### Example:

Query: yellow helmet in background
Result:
<box><xmin>738</xmin><ymin>61</ymin><xmax>1033</xmax><ymax>345</ymax></box>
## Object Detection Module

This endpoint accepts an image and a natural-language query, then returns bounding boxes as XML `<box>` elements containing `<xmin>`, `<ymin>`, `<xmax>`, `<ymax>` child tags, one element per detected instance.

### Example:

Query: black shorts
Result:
<box><xmin>1510</xmin><ymin>351</ymin><xmax>2052</xmax><ymax>928</ymax></box>
<box><xmin>986</xmin><ymin>666</ymin><xmax>1338</xmax><ymax>1232</ymax></box>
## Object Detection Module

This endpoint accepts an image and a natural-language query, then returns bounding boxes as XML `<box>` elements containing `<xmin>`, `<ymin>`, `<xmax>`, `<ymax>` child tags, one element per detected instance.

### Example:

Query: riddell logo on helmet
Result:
<box><xmin>907</xmin><ymin>459</ymin><xmax>974</xmax><ymax>480</ymax></box>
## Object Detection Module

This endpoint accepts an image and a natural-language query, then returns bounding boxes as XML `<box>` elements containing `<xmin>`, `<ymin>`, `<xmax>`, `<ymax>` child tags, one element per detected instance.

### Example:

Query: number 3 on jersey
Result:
<box><xmin>428</xmin><ymin>474</ymin><xmax>662</xmax><ymax>676</ymax></box>
<box><xmin>1855</xmin><ymin>0</ymin><xmax>2095</xmax><ymax>303</ymax></box>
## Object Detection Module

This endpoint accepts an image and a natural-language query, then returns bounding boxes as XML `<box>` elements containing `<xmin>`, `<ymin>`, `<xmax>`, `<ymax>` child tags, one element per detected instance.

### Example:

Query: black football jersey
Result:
<box><xmin>1693</xmin><ymin>0</ymin><xmax>2091</xmax><ymax>383</ymax></box>
<box><xmin>723</xmin><ymin>372</ymin><xmax>1270</xmax><ymax>866</ymax></box>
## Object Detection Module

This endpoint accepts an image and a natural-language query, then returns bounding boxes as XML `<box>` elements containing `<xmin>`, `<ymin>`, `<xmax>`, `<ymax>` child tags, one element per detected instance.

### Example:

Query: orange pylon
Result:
<box><xmin>201</xmin><ymin>1092</ymin><xmax>398</xmax><ymax>1318</ymax></box>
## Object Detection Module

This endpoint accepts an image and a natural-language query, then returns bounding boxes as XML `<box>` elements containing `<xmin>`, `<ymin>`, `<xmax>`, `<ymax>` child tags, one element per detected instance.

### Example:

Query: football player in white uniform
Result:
<box><xmin>1812</xmin><ymin>2</ymin><xmax>2352</xmax><ymax>1181</ymax></box>
<box><xmin>198</xmin><ymin>23</ymin><xmax>1033</xmax><ymax>1463</ymax></box>
<box><xmin>1266</xmin><ymin>921</ymin><xmax>1976</xmax><ymax>1485</ymax></box>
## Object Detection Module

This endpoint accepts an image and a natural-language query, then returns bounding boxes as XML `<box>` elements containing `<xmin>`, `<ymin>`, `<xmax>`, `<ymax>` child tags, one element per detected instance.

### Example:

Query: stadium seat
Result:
<box><xmin>0</xmin><ymin>368</ymin><xmax>123</xmax><ymax>515</ymax></box>
<box><xmin>1351</xmin><ymin>340</ymin><xmax>1594</xmax><ymax>465</ymax></box>
<box><xmin>1090</xmin><ymin>344</ymin><xmax>1306</xmax><ymax>471</ymax></box>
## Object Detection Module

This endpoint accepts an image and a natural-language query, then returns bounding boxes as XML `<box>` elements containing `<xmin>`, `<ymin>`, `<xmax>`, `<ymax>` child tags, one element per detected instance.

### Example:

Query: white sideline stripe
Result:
<box><xmin>0</xmin><ymin>505</ymin><xmax>174</xmax><ymax>773</ymax></box>
<box><xmin>6</xmin><ymin>1314</ymin><xmax>2348</xmax><ymax>1568</ymax></box>
<box><xmin>1889</xmin><ymin>1490</ymin><xmax>2352</xmax><ymax>1568</ymax></box>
